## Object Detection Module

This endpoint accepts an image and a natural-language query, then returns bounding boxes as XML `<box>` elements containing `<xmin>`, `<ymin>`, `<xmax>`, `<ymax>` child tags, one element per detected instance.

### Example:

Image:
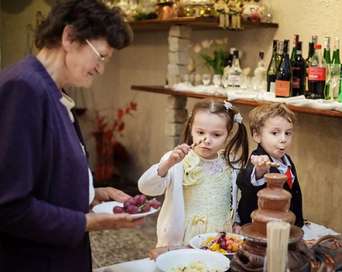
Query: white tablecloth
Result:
<box><xmin>172</xmin><ymin>83</ymin><xmax>342</xmax><ymax>112</ymax></box>
<box><xmin>95</xmin><ymin>222</ymin><xmax>339</xmax><ymax>272</ymax></box>
<box><xmin>302</xmin><ymin>222</ymin><xmax>339</xmax><ymax>240</ymax></box>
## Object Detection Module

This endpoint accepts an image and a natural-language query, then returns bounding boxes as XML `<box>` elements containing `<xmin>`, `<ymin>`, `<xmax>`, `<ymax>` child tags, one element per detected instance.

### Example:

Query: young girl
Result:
<box><xmin>138</xmin><ymin>98</ymin><xmax>249</xmax><ymax>248</ymax></box>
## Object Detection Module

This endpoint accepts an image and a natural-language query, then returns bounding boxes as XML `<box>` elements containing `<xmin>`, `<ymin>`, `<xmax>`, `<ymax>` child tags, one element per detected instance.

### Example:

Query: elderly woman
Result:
<box><xmin>0</xmin><ymin>1</ymin><xmax>142</xmax><ymax>271</ymax></box>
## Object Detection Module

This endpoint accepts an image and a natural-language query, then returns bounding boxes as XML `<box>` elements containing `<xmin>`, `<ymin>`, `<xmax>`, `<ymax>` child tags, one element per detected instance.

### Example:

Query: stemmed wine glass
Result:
<box><xmin>202</xmin><ymin>74</ymin><xmax>211</xmax><ymax>86</ymax></box>
<box><xmin>212</xmin><ymin>74</ymin><xmax>222</xmax><ymax>87</ymax></box>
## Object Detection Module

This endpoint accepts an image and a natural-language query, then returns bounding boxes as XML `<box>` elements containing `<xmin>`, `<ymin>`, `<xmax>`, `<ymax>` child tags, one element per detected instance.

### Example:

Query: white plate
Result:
<box><xmin>156</xmin><ymin>248</ymin><xmax>230</xmax><ymax>272</ymax></box>
<box><xmin>189</xmin><ymin>232</ymin><xmax>244</xmax><ymax>256</ymax></box>
<box><xmin>92</xmin><ymin>201</ymin><xmax>160</xmax><ymax>219</ymax></box>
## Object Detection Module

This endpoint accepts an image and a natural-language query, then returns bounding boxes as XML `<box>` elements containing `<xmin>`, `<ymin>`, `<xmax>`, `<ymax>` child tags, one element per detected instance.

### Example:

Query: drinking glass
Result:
<box><xmin>182</xmin><ymin>74</ymin><xmax>191</xmax><ymax>85</ymax></box>
<box><xmin>202</xmin><ymin>74</ymin><xmax>211</xmax><ymax>86</ymax></box>
<box><xmin>212</xmin><ymin>74</ymin><xmax>222</xmax><ymax>87</ymax></box>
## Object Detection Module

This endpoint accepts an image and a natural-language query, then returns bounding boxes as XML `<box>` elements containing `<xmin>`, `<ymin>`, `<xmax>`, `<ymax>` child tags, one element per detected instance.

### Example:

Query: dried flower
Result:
<box><xmin>93</xmin><ymin>101</ymin><xmax>137</xmax><ymax>181</ymax></box>
<box><xmin>94</xmin><ymin>101</ymin><xmax>138</xmax><ymax>141</ymax></box>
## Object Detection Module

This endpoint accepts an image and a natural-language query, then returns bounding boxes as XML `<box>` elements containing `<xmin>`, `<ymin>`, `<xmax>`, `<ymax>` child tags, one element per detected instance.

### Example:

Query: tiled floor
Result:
<box><xmin>91</xmin><ymin>215</ymin><xmax>157</xmax><ymax>269</ymax></box>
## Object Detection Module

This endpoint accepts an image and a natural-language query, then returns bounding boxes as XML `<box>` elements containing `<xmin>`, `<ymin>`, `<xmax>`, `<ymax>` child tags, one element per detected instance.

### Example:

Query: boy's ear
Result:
<box><xmin>252</xmin><ymin>130</ymin><xmax>261</xmax><ymax>143</ymax></box>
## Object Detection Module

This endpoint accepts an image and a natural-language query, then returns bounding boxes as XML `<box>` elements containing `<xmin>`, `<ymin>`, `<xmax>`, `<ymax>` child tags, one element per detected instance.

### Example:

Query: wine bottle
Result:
<box><xmin>291</xmin><ymin>41</ymin><xmax>306</xmax><ymax>96</ymax></box>
<box><xmin>312</xmin><ymin>35</ymin><xmax>318</xmax><ymax>46</ymax></box>
<box><xmin>275</xmin><ymin>40</ymin><xmax>292</xmax><ymax>97</ymax></box>
<box><xmin>266</xmin><ymin>40</ymin><xmax>278</xmax><ymax>93</ymax></box>
<box><xmin>307</xmin><ymin>44</ymin><xmax>325</xmax><ymax>99</ymax></box>
<box><xmin>323</xmin><ymin>36</ymin><xmax>331</xmax><ymax>65</ymax></box>
<box><xmin>226</xmin><ymin>48</ymin><xmax>236</xmax><ymax>68</ymax></box>
<box><xmin>277</xmin><ymin>40</ymin><xmax>284</xmax><ymax>66</ymax></box>
<box><xmin>332</xmin><ymin>38</ymin><xmax>341</xmax><ymax>64</ymax></box>
<box><xmin>331</xmin><ymin>38</ymin><xmax>341</xmax><ymax>99</ymax></box>
<box><xmin>338</xmin><ymin>65</ymin><xmax>342</xmax><ymax>102</ymax></box>
<box><xmin>305</xmin><ymin>42</ymin><xmax>315</xmax><ymax>66</ymax></box>
<box><xmin>228</xmin><ymin>50</ymin><xmax>241</xmax><ymax>88</ymax></box>
<box><xmin>290</xmin><ymin>34</ymin><xmax>299</xmax><ymax>62</ymax></box>
<box><xmin>305</xmin><ymin>42</ymin><xmax>315</xmax><ymax>95</ymax></box>
<box><xmin>323</xmin><ymin>37</ymin><xmax>332</xmax><ymax>99</ymax></box>
<box><xmin>254</xmin><ymin>51</ymin><xmax>267</xmax><ymax>91</ymax></box>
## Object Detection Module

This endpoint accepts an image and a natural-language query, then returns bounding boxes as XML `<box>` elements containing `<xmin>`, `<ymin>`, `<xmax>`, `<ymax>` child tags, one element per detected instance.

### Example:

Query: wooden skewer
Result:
<box><xmin>191</xmin><ymin>137</ymin><xmax>207</xmax><ymax>149</ymax></box>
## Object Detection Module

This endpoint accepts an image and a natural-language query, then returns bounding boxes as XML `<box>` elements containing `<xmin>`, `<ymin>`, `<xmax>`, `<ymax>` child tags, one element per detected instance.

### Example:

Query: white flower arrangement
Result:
<box><xmin>189</xmin><ymin>38</ymin><xmax>229</xmax><ymax>75</ymax></box>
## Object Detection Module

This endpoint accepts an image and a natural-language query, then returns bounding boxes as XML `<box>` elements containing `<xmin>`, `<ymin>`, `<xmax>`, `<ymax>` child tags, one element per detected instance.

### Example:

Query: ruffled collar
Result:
<box><xmin>183</xmin><ymin>150</ymin><xmax>229</xmax><ymax>186</ymax></box>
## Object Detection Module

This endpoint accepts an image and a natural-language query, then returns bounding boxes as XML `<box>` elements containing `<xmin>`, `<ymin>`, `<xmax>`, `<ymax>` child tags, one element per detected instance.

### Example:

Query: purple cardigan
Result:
<box><xmin>0</xmin><ymin>56</ymin><xmax>91</xmax><ymax>271</ymax></box>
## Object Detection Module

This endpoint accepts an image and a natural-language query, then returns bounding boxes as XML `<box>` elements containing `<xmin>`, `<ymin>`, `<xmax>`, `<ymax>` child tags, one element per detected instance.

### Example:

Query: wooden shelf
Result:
<box><xmin>129</xmin><ymin>17</ymin><xmax>278</xmax><ymax>32</ymax></box>
<box><xmin>131</xmin><ymin>85</ymin><xmax>342</xmax><ymax>118</ymax></box>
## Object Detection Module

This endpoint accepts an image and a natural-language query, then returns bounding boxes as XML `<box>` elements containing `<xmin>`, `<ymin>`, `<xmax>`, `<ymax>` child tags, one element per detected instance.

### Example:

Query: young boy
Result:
<box><xmin>237</xmin><ymin>103</ymin><xmax>304</xmax><ymax>227</ymax></box>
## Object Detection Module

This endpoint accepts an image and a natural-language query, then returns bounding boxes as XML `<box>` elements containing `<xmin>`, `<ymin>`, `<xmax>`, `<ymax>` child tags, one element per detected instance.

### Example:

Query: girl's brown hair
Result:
<box><xmin>182</xmin><ymin>98</ymin><xmax>249</xmax><ymax>169</ymax></box>
<box><xmin>248</xmin><ymin>103</ymin><xmax>296</xmax><ymax>136</ymax></box>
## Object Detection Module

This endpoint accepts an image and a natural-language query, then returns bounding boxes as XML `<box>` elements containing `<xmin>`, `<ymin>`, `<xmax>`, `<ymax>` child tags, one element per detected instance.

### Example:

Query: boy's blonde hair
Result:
<box><xmin>248</xmin><ymin>103</ymin><xmax>296</xmax><ymax>136</ymax></box>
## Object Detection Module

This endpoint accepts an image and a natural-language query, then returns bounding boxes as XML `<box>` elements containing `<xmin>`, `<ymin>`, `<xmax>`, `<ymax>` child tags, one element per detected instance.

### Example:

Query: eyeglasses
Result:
<box><xmin>85</xmin><ymin>39</ymin><xmax>108</xmax><ymax>63</ymax></box>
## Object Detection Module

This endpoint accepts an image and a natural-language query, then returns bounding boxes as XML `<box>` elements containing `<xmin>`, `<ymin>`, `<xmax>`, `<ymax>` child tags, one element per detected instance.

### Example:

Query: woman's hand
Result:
<box><xmin>91</xmin><ymin>187</ymin><xmax>132</xmax><ymax>207</ymax></box>
<box><xmin>85</xmin><ymin>212</ymin><xmax>144</xmax><ymax>232</ymax></box>
<box><xmin>87</xmin><ymin>187</ymin><xmax>144</xmax><ymax>231</ymax></box>
<box><xmin>158</xmin><ymin>144</ymin><xmax>191</xmax><ymax>177</ymax></box>
<box><xmin>250</xmin><ymin>155</ymin><xmax>271</xmax><ymax>179</ymax></box>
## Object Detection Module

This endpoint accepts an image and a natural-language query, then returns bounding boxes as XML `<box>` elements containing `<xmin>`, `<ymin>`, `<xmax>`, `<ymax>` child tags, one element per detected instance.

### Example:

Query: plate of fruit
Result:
<box><xmin>189</xmin><ymin>232</ymin><xmax>244</xmax><ymax>256</ymax></box>
<box><xmin>92</xmin><ymin>194</ymin><xmax>161</xmax><ymax>219</ymax></box>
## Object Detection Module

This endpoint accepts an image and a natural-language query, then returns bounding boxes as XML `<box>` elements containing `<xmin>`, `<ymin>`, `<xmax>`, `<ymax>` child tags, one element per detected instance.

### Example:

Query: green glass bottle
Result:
<box><xmin>339</xmin><ymin>64</ymin><xmax>342</xmax><ymax>102</ymax></box>
<box><xmin>266</xmin><ymin>40</ymin><xmax>278</xmax><ymax>93</ymax></box>
<box><xmin>323</xmin><ymin>36</ymin><xmax>332</xmax><ymax>65</ymax></box>
<box><xmin>332</xmin><ymin>38</ymin><xmax>341</xmax><ymax>64</ymax></box>
<box><xmin>323</xmin><ymin>36</ymin><xmax>332</xmax><ymax>99</ymax></box>
<box><xmin>290</xmin><ymin>34</ymin><xmax>299</xmax><ymax>62</ymax></box>
<box><xmin>331</xmin><ymin>38</ymin><xmax>341</xmax><ymax>100</ymax></box>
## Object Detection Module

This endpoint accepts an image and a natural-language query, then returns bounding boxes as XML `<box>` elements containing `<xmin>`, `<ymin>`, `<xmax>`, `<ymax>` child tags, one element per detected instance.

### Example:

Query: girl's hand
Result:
<box><xmin>158</xmin><ymin>144</ymin><xmax>191</xmax><ymax>177</ymax></box>
<box><xmin>250</xmin><ymin>155</ymin><xmax>271</xmax><ymax>179</ymax></box>
<box><xmin>167</xmin><ymin>144</ymin><xmax>191</xmax><ymax>166</ymax></box>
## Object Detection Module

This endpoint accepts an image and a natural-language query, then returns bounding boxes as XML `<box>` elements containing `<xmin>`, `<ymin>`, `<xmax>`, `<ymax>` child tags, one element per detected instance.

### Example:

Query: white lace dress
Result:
<box><xmin>182</xmin><ymin>150</ymin><xmax>234</xmax><ymax>244</ymax></box>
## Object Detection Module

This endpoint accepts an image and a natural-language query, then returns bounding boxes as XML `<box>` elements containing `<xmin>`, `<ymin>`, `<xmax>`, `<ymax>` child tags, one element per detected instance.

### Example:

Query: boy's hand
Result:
<box><xmin>232</xmin><ymin>223</ymin><xmax>241</xmax><ymax>234</ymax></box>
<box><xmin>158</xmin><ymin>144</ymin><xmax>191</xmax><ymax>177</ymax></box>
<box><xmin>251</xmin><ymin>155</ymin><xmax>271</xmax><ymax>179</ymax></box>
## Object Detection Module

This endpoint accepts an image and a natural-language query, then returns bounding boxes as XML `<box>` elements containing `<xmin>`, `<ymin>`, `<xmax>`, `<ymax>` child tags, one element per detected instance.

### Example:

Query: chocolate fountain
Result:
<box><xmin>230</xmin><ymin>173</ymin><xmax>312</xmax><ymax>272</ymax></box>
